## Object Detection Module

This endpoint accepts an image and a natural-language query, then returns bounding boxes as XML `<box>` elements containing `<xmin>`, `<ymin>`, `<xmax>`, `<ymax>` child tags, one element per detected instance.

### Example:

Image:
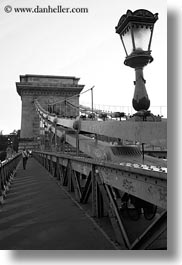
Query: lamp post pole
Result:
<box><xmin>132</xmin><ymin>63</ymin><xmax>150</xmax><ymax>111</ymax></box>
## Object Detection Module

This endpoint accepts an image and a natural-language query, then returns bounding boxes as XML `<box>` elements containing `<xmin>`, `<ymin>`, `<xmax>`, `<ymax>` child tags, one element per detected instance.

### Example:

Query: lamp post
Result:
<box><xmin>115</xmin><ymin>9</ymin><xmax>158</xmax><ymax>114</ymax></box>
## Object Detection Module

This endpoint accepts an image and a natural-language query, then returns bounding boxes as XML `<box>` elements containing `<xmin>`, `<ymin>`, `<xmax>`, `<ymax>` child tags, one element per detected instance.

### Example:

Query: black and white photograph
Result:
<box><xmin>0</xmin><ymin>0</ymin><xmax>181</xmax><ymax>262</ymax></box>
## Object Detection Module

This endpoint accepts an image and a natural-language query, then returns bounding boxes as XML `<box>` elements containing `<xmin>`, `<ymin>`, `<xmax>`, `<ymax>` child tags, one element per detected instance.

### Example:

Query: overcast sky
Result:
<box><xmin>0</xmin><ymin>0</ymin><xmax>167</xmax><ymax>134</ymax></box>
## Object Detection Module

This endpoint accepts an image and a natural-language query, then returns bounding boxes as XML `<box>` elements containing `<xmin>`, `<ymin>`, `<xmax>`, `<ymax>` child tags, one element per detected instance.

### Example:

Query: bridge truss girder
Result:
<box><xmin>34</xmin><ymin>151</ymin><xmax>167</xmax><ymax>250</ymax></box>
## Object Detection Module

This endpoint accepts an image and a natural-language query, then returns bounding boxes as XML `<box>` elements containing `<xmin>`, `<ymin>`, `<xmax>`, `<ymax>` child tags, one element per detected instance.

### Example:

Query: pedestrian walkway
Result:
<box><xmin>0</xmin><ymin>158</ymin><xmax>116</xmax><ymax>250</ymax></box>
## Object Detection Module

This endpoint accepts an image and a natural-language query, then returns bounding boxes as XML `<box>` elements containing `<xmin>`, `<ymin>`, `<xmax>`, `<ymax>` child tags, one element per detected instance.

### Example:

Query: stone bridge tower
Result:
<box><xmin>16</xmin><ymin>74</ymin><xmax>84</xmax><ymax>150</ymax></box>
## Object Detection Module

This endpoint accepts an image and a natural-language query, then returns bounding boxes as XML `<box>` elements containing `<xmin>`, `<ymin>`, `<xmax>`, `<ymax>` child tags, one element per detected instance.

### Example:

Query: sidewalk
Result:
<box><xmin>0</xmin><ymin>158</ymin><xmax>116</xmax><ymax>250</ymax></box>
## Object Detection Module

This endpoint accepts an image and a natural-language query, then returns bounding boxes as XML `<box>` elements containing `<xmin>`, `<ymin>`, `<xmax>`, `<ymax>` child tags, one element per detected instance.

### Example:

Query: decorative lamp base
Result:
<box><xmin>124</xmin><ymin>52</ymin><xmax>153</xmax><ymax>69</ymax></box>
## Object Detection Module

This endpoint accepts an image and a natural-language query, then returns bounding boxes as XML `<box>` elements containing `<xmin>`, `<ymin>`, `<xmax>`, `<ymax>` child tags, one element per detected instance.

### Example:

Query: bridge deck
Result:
<box><xmin>0</xmin><ymin>158</ymin><xmax>116</xmax><ymax>250</ymax></box>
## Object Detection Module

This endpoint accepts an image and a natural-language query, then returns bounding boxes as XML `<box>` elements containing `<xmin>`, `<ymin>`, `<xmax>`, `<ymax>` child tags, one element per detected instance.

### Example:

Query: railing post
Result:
<box><xmin>56</xmin><ymin>156</ymin><xmax>60</xmax><ymax>180</ymax></box>
<box><xmin>91</xmin><ymin>166</ymin><xmax>98</xmax><ymax>217</ymax></box>
<box><xmin>67</xmin><ymin>160</ymin><xmax>74</xmax><ymax>192</ymax></box>
<box><xmin>92</xmin><ymin>170</ymin><xmax>106</xmax><ymax>218</ymax></box>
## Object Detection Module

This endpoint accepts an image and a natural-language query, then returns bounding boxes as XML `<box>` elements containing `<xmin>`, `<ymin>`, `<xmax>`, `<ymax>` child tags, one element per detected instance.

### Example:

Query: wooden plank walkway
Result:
<box><xmin>0</xmin><ymin>158</ymin><xmax>116</xmax><ymax>250</ymax></box>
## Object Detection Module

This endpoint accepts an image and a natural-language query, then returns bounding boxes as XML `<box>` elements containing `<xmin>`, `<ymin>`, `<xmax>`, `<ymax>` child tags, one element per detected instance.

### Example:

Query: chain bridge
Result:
<box><xmin>0</xmin><ymin>74</ymin><xmax>167</xmax><ymax>250</ymax></box>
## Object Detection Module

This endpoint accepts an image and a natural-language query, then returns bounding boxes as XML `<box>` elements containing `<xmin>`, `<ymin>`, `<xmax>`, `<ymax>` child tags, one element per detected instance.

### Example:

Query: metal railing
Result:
<box><xmin>33</xmin><ymin>150</ymin><xmax>167</xmax><ymax>250</ymax></box>
<box><xmin>0</xmin><ymin>153</ymin><xmax>21</xmax><ymax>204</ymax></box>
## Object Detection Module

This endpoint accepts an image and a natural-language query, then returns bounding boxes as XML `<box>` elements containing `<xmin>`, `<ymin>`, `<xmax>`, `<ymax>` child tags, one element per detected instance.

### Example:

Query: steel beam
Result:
<box><xmin>130</xmin><ymin>211</ymin><xmax>167</xmax><ymax>249</ymax></box>
<box><xmin>35</xmin><ymin>151</ymin><xmax>166</xmax><ymax>209</ymax></box>
<box><xmin>34</xmin><ymin>151</ymin><xmax>167</xmax><ymax>249</ymax></box>
<box><xmin>98</xmin><ymin>166</ymin><xmax>166</xmax><ymax>209</ymax></box>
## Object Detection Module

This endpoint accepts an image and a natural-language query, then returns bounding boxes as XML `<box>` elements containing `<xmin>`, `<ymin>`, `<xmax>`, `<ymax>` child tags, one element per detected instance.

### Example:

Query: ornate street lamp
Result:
<box><xmin>115</xmin><ymin>9</ymin><xmax>158</xmax><ymax>113</ymax></box>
